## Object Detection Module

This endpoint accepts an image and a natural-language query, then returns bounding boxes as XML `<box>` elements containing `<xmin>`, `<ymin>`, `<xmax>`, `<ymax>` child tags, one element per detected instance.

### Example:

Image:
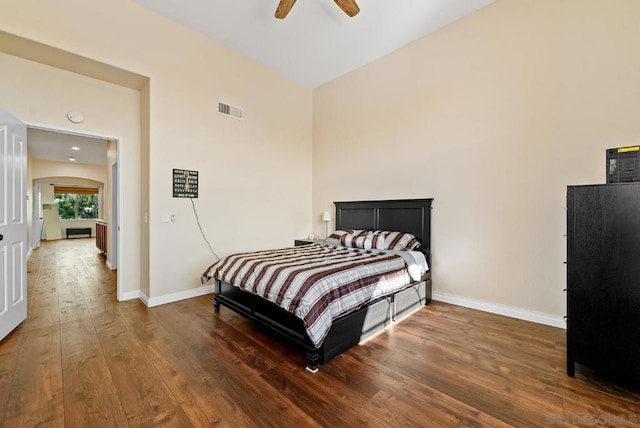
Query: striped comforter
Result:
<box><xmin>203</xmin><ymin>244</ymin><xmax>412</xmax><ymax>348</ymax></box>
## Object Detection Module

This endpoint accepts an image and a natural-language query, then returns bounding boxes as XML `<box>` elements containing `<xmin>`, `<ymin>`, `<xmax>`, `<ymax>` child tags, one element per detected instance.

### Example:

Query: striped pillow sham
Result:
<box><xmin>341</xmin><ymin>234</ymin><xmax>371</xmax><ymax>249</ymax></box>
<box><xmin>325</xmin><ymin>229</ymin><xmax>419</xmax><ymax>251</ymax></box>
<box><xmin>382</xmin><ymin>231</ymin><xmax>421</xmax><ymax>251</ymax></box>
<box><xmin>326</xmin><ymin>229</ymin><xmax>363</xmax><ymax>247</ymax></box>
<box><xmin>366</xmin><ymin>231</ymin><xmax>387</xmax><ymax>250</ymax></box>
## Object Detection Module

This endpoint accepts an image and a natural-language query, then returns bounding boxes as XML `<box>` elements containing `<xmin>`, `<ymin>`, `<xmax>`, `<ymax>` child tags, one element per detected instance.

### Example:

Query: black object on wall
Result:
<box><xmin>566</xmin><ymin>182</ymin><xmax>640</xmax><ymax>383</ymax></box>
<box><xmin>173</xmin><ymin>168</ymin><xmax>198</xmax><ymax>198</ymax></box>
<box><xmin>607</xmin><ymin>146</ymin><xmax>640</xmax><ymax>183</ymax></box>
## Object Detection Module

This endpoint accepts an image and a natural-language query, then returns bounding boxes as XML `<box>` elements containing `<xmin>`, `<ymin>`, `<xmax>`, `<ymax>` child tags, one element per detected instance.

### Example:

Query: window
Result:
<box><xmin>53</xmin><ymin>186</ymin><xmax>100</xmax><ymax>220</ymax></box>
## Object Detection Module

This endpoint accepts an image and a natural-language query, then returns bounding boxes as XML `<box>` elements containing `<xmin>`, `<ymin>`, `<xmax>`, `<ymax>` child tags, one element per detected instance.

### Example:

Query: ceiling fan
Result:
<box><xmin>275</xmin><ymin>0</ymin><xmax>360</xmax><ymax>19</ymax></box>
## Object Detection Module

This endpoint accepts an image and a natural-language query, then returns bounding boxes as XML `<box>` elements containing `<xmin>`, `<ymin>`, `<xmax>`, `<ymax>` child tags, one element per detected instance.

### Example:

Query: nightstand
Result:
<box><xmin>294</xmin><ymin>239</ymin><xmax>322</xmax><ymax>246</ymax></box>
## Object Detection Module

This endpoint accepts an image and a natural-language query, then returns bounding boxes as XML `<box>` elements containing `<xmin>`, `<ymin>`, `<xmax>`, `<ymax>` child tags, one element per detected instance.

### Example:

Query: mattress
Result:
<box><xmin>202</xmin><ymin>244</ymin><xmax>427</xmax><ymax>347</ymax></box>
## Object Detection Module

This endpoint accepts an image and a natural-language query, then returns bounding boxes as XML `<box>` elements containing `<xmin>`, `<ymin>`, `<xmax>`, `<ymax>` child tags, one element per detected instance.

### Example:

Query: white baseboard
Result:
<box><xmin>139</xmin><ymin>291</ymin><xmax>150</xmax><ymax>306</ymax></box>
<box><xmin>106</xmin><ymin>260</ymin><xmax>115</xmax><ymax>270</ymax></box>
<box><xmin>432</xmin><ymin>291</ymin><xmax>566</xmax><ymax>329</ymax></box>
<box><xmin>140</xmin><ymin>285</ymin><xmax>216</xmax><ymax>308</ymax></box>
<box><xmin>118</xmin><ymin>289</ymin><xmax>141</xmax><ymax>301</ymax></box>
<box><xmin>121</xmin><ymin>287</ymin><xmax>565</xmax><ymax>329</ymax></box>
<box><xmin>119</xmin><ymin>286</ymin><xmax>215</xmax><ymax>307</ymax></box>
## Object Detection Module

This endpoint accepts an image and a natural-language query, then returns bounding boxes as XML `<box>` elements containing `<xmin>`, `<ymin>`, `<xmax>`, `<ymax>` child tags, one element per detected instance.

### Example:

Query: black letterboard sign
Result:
<box><xmin>172</xmin><ymin>169</ymin><xmax>198</xmax><ymax>198</ymax></box>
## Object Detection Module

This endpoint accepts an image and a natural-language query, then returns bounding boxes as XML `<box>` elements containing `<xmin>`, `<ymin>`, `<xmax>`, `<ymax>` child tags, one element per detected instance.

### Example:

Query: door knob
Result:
<box><xmin>0</xmin><ymin>234</ymin><xmax>3</xmax><ymax>241</ymax></box>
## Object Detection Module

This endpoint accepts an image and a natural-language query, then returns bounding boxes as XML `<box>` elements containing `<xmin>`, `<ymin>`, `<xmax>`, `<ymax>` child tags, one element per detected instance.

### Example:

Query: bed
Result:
<box><xmin>204</xmin><ymin>198</ymin><xmax>433</xmax><ymax>372</ymax></box>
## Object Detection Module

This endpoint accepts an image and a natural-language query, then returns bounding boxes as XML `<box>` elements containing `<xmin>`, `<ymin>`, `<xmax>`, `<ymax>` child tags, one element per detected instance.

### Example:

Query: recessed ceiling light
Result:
<box><xmin>68</xmin><ymin>156</ymin><xmax>76</xmax><ymax>162</ymax></box>
<box><xmin>71</xmin><ymin>146</ymin><xmax>80</xmax><ymax>151</ymax></box>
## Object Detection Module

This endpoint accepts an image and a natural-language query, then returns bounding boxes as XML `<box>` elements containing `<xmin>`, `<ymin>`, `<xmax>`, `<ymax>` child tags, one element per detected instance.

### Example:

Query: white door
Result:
<box><xmin>0</xmin><ymin>108</ymin><xmax>27</xmax><ymax>341</ymax></box>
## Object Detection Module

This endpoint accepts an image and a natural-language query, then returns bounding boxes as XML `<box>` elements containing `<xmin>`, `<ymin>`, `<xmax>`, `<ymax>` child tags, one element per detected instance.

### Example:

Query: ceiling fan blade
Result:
<box><xmin>275</xmin><ymin>0</ymin><xmax>297</xmax><ymax>19</ymax></box>
<box><xmin>333</xmin><ymin>0</ymin><xmax>360</xmax><ymax>17</ymax></box>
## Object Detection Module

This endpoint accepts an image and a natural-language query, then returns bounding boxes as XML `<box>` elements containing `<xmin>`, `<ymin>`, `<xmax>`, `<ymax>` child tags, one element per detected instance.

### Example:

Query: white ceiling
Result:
<box><xmin>28</xmin><ymin>128</ymin><xmax>107</xmax><ymax>166</ymax></box>
<box><xmin>132</xmin><ymin>0</ymin><xmax>495</xmax><ymax>87</ymax></box>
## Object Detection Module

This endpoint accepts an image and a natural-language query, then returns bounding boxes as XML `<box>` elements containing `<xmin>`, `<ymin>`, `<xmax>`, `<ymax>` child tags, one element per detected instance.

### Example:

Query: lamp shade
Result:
<box><xmin>322</xmin><ymin>211</ymin><xmax>331</xmax><ymax>222</ymax></box>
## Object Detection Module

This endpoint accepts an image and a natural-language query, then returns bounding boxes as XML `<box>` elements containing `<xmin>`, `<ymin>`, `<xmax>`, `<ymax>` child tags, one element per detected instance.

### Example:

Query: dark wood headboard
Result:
<box><xmin>334</xmin><ymin>198</ymin><xmax>433</xmax><ymax>265</ymax></box>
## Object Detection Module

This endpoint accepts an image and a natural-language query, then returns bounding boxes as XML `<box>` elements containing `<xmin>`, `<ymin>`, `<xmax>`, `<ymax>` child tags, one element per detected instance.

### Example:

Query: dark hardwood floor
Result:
<box><xmin>1</xmin><ymin>239</ymin><xmax>639</xmax><ymax>427</ymax></box>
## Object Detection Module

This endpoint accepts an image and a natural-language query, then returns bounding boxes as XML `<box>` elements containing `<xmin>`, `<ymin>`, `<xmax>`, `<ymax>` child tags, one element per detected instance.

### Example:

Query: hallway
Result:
<box><xmin>0</xmin><ymin>238</ymin><xmax>124</xmax><ymax>426</ymax></box>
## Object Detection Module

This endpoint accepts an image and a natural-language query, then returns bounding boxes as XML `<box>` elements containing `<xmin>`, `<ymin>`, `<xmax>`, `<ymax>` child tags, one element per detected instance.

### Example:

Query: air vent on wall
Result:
<box><xmin>217</xmin><ymin>101</ymin><xmax>243</xmax><ymax>120</ymax></box>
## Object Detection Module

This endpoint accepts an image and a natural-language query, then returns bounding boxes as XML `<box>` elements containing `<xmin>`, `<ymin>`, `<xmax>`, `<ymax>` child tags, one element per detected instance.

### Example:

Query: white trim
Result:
<box><xmin>432</xmin><ymin>291</ymin><xmax>566</xmax><ymax>329</ymax></box>
<box><xmin>110</xmin><ymin>162</ymin><xmax>118</xmax><ymax>270</ymax></box>
<box><xmin>26</xmin><ymin>122</ymin><xmax>120</xmax><ymax>141</ymax></box>
<box><xmin>26</xmin><ymin>122</ymin><xmax>123</xmax><ymax>309</ymax></box>
<box><xmin>106</xmin><ymin>260</ymin><xmax>114</xmax><ymax>270</ymax></box>
<box><xmin>118</xmin><ymin>289</ymin><xmax>141</xmax><ymax>302</ymax></box>
<box><xmin>139</xmin><ymin>291</ymin><xmax>150</xmax><ymax>306</ymax></box>
<box><xmin>140</xmin><ymin>285</ymin><xmax>216</xmax><ymax>308</ymax></box>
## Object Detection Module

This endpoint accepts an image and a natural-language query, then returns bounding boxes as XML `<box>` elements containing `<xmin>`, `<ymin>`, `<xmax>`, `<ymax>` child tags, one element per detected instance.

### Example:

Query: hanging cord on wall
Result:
<box><xmin>190</xmin><ymin>198</ymin><xmax>220</xmax><ymax>260</ymax></box>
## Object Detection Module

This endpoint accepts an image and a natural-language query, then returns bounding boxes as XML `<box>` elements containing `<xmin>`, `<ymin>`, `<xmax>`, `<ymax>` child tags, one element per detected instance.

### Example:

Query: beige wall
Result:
<box><xmin>140</xmin><ymin>82</ymin><xmax>151</xmax><ymax>297</ymax></box>
<box><xmin>0</xmin><ymin>52</ymin><xmax>141</xmax><ymax>296</ymax></box>
<box><xmin>313</xmin><ymin>0</ymin><xmax>640</xmax><ymax>317</ymax></box>
<box><xmin>32</xmin><ymin>159</ymin><xmax>107</xmax><ymax>185</ymax></box>
<box><xmin>11</xmin><ymin>0</ymin><xmax>634</xmax><ymax>320</ymax></box>
<box><xmin>0</xmin><ymin>0</ymin><xmax>312</xmax><ymax>300</ymax></box>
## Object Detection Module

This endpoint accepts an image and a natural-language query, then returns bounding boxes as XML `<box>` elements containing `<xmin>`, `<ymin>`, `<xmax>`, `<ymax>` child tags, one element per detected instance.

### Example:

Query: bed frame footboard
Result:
<box><xmin>213</xmin><ymin>273</ymin><xmax>430</xmax><ymax>371</ymax></box>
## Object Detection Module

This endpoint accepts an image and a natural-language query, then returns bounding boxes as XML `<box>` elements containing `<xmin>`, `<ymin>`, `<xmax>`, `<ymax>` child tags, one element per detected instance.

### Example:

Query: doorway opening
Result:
<box><xmin>27</xmin><ymin>125</ymin><xmax>121</xmax><ymax>299</ymax></box>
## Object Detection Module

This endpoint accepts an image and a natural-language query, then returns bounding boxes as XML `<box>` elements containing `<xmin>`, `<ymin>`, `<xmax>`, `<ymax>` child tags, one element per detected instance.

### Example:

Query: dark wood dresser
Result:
<box><xmin>566</xmin><ymin>183</ymin><xmax>640</xmax><ymax>382</ymax></box>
